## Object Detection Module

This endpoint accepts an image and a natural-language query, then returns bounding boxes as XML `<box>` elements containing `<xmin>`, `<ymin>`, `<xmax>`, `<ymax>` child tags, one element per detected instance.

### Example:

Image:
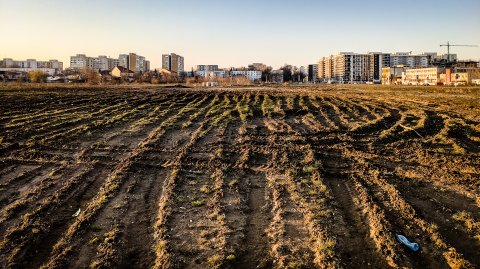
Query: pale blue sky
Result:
<box><xmin>1</xmin><ymin>0</ymin><xmax>479</xmax><ymax>69</ymax></box>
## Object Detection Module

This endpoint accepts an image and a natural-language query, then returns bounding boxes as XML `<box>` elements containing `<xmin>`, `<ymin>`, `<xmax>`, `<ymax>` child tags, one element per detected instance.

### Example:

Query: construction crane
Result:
<box><xmin>440</xmin><ymin>41</ymin><xmax>478</xmax><ymax>63</ymax></box>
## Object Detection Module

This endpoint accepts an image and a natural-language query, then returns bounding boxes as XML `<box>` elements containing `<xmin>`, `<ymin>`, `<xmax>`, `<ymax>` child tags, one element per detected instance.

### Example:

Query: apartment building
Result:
<box><xmin>333</xmin><ymin>53</ymin><xmax>350</xmax><ymax>82</ymax></box>
<box><xmin>194</xmin><ymin>70</ymin><xmax>226</xmax><ymax>78</ymax></box>
<box><xmin>230</xmin><ymin>70</ymin><xmax>262</xmax><ymax>82</ymax></box>
<box><xmin>162</xmin><ymin>53</ymin><xmax>184</xmax><ymax>74</ymax></box>
<box><xmin>318</xmin><ymin>58</ymin><xmax>325</xmax><ymax>81</ymax></box>
<box><xmin>71</xmin><ymin>54</ymin><xmax>119</xmax><ymax>71</ymax></box>
<box><xmin>307</xmin><ymin>64</ymin><xmax>318</xmax><ymax>82</ymax></box>
<box><xmin>71</xmin><ymin>53</ymin><xmax>147</xmax><ymax>73</ymax></box>
<box><xmin>331</xmin><ymin>52</ymin><xmax>370</xmax><ymax>83</ymax></box>
<box><xmin>93</xmin><ymin>56</ymin><xmax>119</xmax><ymax>71</ymax></box>
<box><xmin>194</xmin><ymin>65</ymin><xmax>224</xmax><ymax>78</ymax></box>
<box><xmin>119</xmin><ymin>53</ymin><xmax>149</xmax><ymax>73</ymax></box>
<box><xmin>318</xmin><ymin>51</ymin><xmax>446</xmax><ymax>83</ymax></box>
<box><xmin>118</xmin><ymin>53</ymin><xmax>149</xmax><ymax>73</ymax></box>
<box><xmin>1</xmin><ymin>58</ymin><xmax>63</xmax><ymax>74</ymax></box>
<box><xmin>70</xmin><ymin>54</ymin><xmax>94</xmax><ymax>70</ymax></box>
<box><xmin>390</xmin><ymin>52</ymin><xmax>434</xmax><ymax>68</ymax></box>
<box><xmin>318</xmin><ymin>56</ymin><xmax>335</xmax><ymax>82</ymax></box>
<box><xmin>403</xmin><ymin>67</ymin><xmax>445</xmax><ymax>85</ymax></box>
<box><xmin>369</xmin><ymin>52</ymin><xmax>390</xmax><ymax>82</ymax></box>
<box><xmin>196</xmin><ymin>65</ymin><xmax>219</xmax><ymax>71</ymax></box>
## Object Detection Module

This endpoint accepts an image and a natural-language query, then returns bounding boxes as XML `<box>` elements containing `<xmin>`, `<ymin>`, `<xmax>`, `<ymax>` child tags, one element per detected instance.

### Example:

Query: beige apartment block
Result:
<box><xmin>403</xmin><ymin>67</ymin><xmax>445</xmax><ymax>85</ymax></box>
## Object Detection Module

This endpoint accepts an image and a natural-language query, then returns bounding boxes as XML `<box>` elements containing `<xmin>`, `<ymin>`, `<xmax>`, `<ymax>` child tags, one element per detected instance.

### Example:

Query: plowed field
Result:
<box><xmin>0</xmin><ymin>86</ymin><xmax>479</xmax><ymax>269</ymax></box>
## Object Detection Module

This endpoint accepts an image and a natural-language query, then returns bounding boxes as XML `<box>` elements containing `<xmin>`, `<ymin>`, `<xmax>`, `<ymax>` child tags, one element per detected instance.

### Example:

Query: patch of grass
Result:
<box><xmin>174</xmin><ymin>194</ymin><xmax>186</xmax><ymax>203</ymax></box>
<box><xmin>89</xmin><ymin>236</ymin><xmax>99</xmax><ymax>244</ymax></box>
<box><xmin>199</xmin><ymin>185</ymin><xmax>210</xmax><ymax>194</ymax></box>
<box><xmin>452</xmin><ymin>144</ymin><xmax>466</xmax><ymax>155</ymax></box>
<box><xmin>91</xmin><ymin>225</ymin><xmax>102</xmax><ymax>232</ymax></box>
<box><xmin>303</xmin><ymin>166</ymin><xmax>316</xmax><ymax>174</ymax></box>
<box><xmin>452</xmin><ymin>211</ymin><xmax>480</xmax><ymax>238</ymax></box>
<box><xmin>208</xmin><ymin>254</ymin><xmax>223</xmax><ymax>268</ymax></box>
<box><xmin>318</xmin><ymin>240</ymin><xmax>336</xmax><ymax>257</ymax></box>
<box><xmin>191</xmin><ymin>200</ymin><xmax>203</xmax><ymax>207</ymax></box>
<box><xmin>89</xmin><ymin>260</ymin><xmax>102</xmax><ymax>269</ymax></box>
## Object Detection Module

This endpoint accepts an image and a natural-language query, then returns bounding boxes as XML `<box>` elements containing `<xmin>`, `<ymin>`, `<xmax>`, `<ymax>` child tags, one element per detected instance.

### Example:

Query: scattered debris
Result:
<box><xmin>399</xmin><ymin>124</ymin><xmax>425</xmax><ymax>139</ymax></box>
<box><xmin>395</xmin><ymin>234</ymin><xmax>420</xmax><ymax>251</ymax></box>
<box><xmin>72</xmin><ymin>208</ymin><xmax>81</xmax><ymax>218</ymax></box>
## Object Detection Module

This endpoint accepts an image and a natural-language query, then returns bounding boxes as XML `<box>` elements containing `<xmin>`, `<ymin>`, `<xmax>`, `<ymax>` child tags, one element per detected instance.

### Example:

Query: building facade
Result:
<box><xmin>368</xmin><ymin>52</ymin><xmax>390</xmax><ymax>82</ymax></box>
<box><xmin>446</xmin><ymin>67</ymin><xmax>480</xmax><ymax>85</ymax></box>
<box><xmin>329</xmin><ymin>52</ymin><xmax>370</xmax><ymax>83</ymax></box>
<box><xmin>390</xmin><ymin>52</ymin><xmax>434</xmax><ymax>68</ymax></box>
<box><xmin>196</xmin><ymin>65</ymin><xmax>219</xmax><ymax>72</ymax></box>
<box><xmin>162</xmin><ymin>53</ymin><xmax>184</xmax><ymax>74</ymax></box>
<box><xmin>120</xmin><ymin>53</ymin><xmax>148</xmax><ymax>73</ymax></box>
<box><xmin>230</xmin><ymin>70</ymin><xmax>262</xmax><ymax>82</ymax></box>
<box><xmin>72</xmin><ymin>53</ymin><xmax>147</xmax><ymax>73</ymax></box>
<box><xmin>1</xmin><ymin>58</ymin><xmax>63</xmax><ymax>74</ymax></box>
<box><xmin>403</xmin><ymin>67</ymin><xmax>445</xmax><ymax>85</ymax></box>
<box><xmin>317</xmin><ymin>51</ymin><xmax>450</xmax><ymax>83</ymax></box>
<box><xmin>70</xmin><ymin>54</ymin><xmax>94</xmax><ymax>70</ymax></box>
<box><xmin>308</xmin><ymin>64</ymin><xmax>319</xmax><ymax>82</ymax></box>
<box><xmin>381</xmin><ymin>66</ymin><xmax>408</xmax><ymax>85</ymax></box>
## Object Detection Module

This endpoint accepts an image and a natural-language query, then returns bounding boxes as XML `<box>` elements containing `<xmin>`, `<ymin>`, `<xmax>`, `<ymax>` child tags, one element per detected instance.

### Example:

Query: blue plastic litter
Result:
<box><xmin>395</xmin><ymin>234</ymin><xmax>420</xmax><ymax>251</ymax></box>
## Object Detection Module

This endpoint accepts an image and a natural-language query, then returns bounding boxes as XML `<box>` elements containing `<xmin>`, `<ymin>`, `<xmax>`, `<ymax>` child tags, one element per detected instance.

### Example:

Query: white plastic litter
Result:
<box><xmin>72</xmin><ymin>208</ymin><xmax>81</xmax><ymax>217</ymax></box>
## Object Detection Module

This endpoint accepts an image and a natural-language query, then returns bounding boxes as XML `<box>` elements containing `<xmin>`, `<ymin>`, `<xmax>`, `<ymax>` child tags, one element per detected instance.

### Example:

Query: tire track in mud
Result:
<box><xmin>0</xmin><ymin>94</ymin><xmax>206</xmax><ymax>269</ymax></box>
<box><xmin>353</xmin><ymin>146</ymin><xmax>480</xmax><ymax>268</ymax></box>
<box><xmin>232</xmin><ymin>103</ymin><xmax>273</xmax><ymax>268</ymax></box>
<box><xmin>1</xmin><ymin>87</ymin><xmax>479</xmax><ymax>268</ymax></box>
<box><xmin>72</xmin><ymin>94</ymin><xmax>216</xmax><ymax>269</ymax></box>
<box><xmin>319</xmin><ymin>150</ymin><xmax>390</xmax><ymax>269</ymax></box>
<box><xmin>39</xmin><ymin>94</ymin><xmax>212</xmax><ymax>269</ymax></box>
<box><xmin>152</xmin><ymin>95</ymin><xmax>239</xmax><ymax>268</ymax></box>
<box><xmin>262</xmin><ymin>103</ymin><xmax>320</xmax><ymax>267</ymax></box>
<box><xmin>0</xmin><ymin>95</ymin><xmax>191</xmax><ymax>233</ymax></box>
<box><xmin>387</xmin><ymin>174</ymin><xmax>480</xmax><ymax>267</ymax></box>
<box><xmin>347</xmin><ymin>150</ymin><xmax>474</xmax><ymax>268</ymax></box>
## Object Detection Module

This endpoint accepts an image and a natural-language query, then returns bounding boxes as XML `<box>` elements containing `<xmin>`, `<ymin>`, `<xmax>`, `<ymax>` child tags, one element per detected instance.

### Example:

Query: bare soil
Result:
<box><xmin>0</xmin><ymin>85</ymin><xmax>479</xmax><ymax>269</ymax></box>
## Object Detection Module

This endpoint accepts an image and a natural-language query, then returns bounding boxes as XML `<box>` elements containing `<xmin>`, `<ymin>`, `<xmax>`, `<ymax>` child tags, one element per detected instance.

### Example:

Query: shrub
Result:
<box><xmin>28</xmin><ymin>70</ymin><xmax>47</xmax><ymax>83</ymax></box>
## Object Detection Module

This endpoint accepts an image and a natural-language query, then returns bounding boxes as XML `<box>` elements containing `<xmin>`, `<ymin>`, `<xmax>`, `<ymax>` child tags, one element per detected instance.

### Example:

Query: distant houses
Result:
<box><xmin>0</xmin><ymin>58</ymin><xmax>63</xmax><ymax>81</ymax></box>
<box><xmin>1</xmin><ymin>50</ymin><xmax>478</xmax><ymax>85</ymax></box>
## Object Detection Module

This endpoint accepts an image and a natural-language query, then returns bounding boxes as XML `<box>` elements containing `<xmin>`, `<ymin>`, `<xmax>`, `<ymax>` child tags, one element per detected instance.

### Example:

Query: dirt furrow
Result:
<box><xmin>25</xmin><ymin>94</ymin><xmax>207</xmax><ymax>269</ymax></box>
<box><xmin>319</xmin><ymin>150</ymin><xmax>390</xmax><ymax>268</ymax></box>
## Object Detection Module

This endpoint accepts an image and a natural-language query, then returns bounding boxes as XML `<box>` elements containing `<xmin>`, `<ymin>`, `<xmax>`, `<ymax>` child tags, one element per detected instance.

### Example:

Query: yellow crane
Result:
<box><xmin>440</xmin><ymin>41</ymin><xmax>478</xmax><ymax>63</ymax></box>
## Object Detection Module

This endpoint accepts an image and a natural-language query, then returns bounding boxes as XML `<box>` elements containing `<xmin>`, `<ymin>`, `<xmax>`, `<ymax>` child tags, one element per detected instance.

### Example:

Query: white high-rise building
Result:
<box><xmin>390</xmin><ymin>52</ymin><xmax>432</xmax><ymax>68</ymax></box>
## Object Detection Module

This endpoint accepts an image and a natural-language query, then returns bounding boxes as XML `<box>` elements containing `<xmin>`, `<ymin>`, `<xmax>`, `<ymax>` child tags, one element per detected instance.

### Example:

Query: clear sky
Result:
<box><xmin>1</xmin><ymin>0</ymin><xmax>479</xmax><ymax>70</ymax></box>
